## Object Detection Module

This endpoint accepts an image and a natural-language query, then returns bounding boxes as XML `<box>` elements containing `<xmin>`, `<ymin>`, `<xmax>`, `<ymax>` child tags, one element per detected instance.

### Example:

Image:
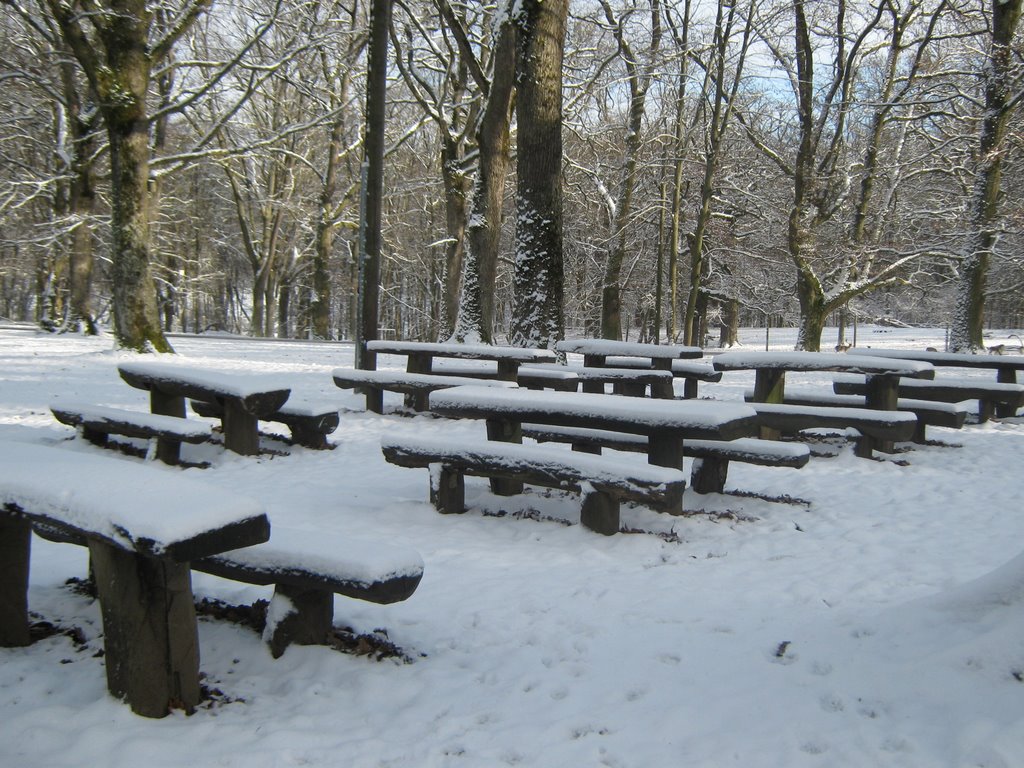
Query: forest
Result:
<box><xmin>0</xmin><ymin>0</ymin><xmax>1021</xmax><ymax>352</ymax></box>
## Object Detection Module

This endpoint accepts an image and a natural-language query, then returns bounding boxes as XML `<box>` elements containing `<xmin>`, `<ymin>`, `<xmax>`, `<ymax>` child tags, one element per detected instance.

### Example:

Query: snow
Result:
<box><xmin>2</xmin><ymin>323</ymin><xmax>1024</xmax><ymax>767</ymax></box>
<box><xmin>367</xmin><ymin>339</ymin><xmax>557</xmax><ymax>362</ymax></box>
<box><xmin>714</xmin><ymin>350</ymin><xmax>935</xmax><ymax>377</ymax></box>
<box><xmin>118</xmin><ymin>359</ymin><xmax>294</xmax><ymax>399</ymax></box>
<box><xmin>556</xmin><ymin>338</ymin><xmax>703</xmax><ymax>359</ymax></box>
<box><xmin>0</xmin><ymin>440</ymin><xmax>266</xmax><ymax>556</ymax></box>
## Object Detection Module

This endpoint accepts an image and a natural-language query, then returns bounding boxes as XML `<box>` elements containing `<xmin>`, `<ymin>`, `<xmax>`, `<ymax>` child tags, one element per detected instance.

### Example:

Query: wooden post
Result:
<box><xmin>0</xmin><ymin>516</ymin><xmax>32</xmax><ymax>647</ymax></box>
<box><xmin>996</xmin><ymin>367</ymin><xmax>1017</xmax><ymax>417</ymax></box>
<box><xmin>650</xmin><ymin>359</ymin><xmax>675</xmax><ymax>399</ymax></box>
<box><xmin>221</xmin><ymin>400</ymin><xmax>260</xmax><ymax>455</ymax></box>
<box><xmin>753</xmin><ymin>369</ymin><xmax>785</xmax><ymax>439</ymax></box>
<box><xmin>431</xmin><ymin>466</ymin><xmax>466</xmax><ymax>514</ymax></box>
<box><xmin>580</xmin><ymin>492</ymin><xmax>619</xmax><ymax>535</ymax></box>
<box><xmin>266</xmin><ymin>585</ymin><xmax>333</xmax><ymax>659</ymax></box>
<box><xmin>864</xmin><ymin>375</ymin><xmax>898</xmax><ymax>454</ymax></box>
<box><xmin>149</xmin><ymin>389</ymin><xmax>185</xmax><ymax>464</ymax></box>
<box><xmin>486</xmin><ymin>418</ymin><xmax>524</xmax><ymax>495</ymax></box>
<box><xmin>88</xmin><ymin>541</ymin><xmax>200</xmax><ymax>718</ymax></box>
<box><xmin>647</xmin><ymin>432</ymin><xmax>684</xmax><ymax>514</ymax></box>
<box><xmin>691</xmin><ymin>457</ymin><xmax>728</xmax><ymax>494</ymax></box>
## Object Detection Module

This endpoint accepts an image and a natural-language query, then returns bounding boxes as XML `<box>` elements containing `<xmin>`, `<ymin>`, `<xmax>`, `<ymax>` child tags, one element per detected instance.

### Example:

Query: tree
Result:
<box><xmin>950</xmin><ymin>0</ymin><xmax>1023</xmax><ymax>351</ymax></box>
<box><xmin>508</xmin><ymin>0</ymin><xmax>569</xmax><ymax>349</ymax></box>
<box><xmin>41</xmin><ymin>0</ymin><xmax>213</xmax><ymax>352</ymax></box>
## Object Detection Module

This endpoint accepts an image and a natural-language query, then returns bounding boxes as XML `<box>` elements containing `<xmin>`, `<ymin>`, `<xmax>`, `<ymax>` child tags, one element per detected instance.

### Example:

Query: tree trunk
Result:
<box><xmin>455</xmin><ymin>22</ymin><xmax>517</xmax><ymax>344</ymax></box>
<box><xmin>508</xmin><ymin>0</ymin><xmax>569</xmax><ymax>349</ymax></box>
<box><xmin>950</xmin><ymin>0</ymin><xmax>1022</xmax><ymax>352</ymax></box>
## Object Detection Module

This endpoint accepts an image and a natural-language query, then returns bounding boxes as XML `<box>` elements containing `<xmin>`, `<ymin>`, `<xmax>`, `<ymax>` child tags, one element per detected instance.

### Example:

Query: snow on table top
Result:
<box><xmin>833</xmin><ymin>373</ymin><xmax>1024</xmax><ymax>393</ymax></box>
<box><xmin>367</xmin><ymin>340</ymin><xmax>557</xmax><ymax>362</ymax></box>
<box><xmin>0</xmin><ymin>441</ymin><xmax>267</xmax><ymax>557</ymax></box>
<box><xmin>118</xmin><ymin>360</ymin><xmax>292</xmax><ymax>399</ymax></box>
<box><xmin>766</xmin><ymin>388</ymin><xmax>970</xmax><ymax>414</ymax></box>
<box><xmin>851</xmin><ymin>347</ymin><xmax>1024</xmax><ymax>369</ymax></box>
<box><xmin>382</xmin><ymin>433</ymin><xmax>687</xmax><ymax>486</ymax></box>
<box><xmin>332</xmin><ymin>368</ymin><xmax>518</xmax><ymax>388</ymax></box>
<box><xmin>713</xmin><ymin>350</ymin><xmax>934</xmax><ymax>377</ymax></box>
<box><xmin>429</xmin><ymin>384</ymin><xmax>757</xmax><ymax>431</ymax></box>
<box><xmin>208</xmin><ymin>526</ymin><xmax>424</xmax><ymax>584</ymax></box>
<box><xmin>50</xmin><ymin>400</ymin><xmax>213</xmax><ymax>436</ymax></box>
<box><xmin>556</xmin><ymin>339</ymin><xmax>703</xmax><ymax>359</ymax></box>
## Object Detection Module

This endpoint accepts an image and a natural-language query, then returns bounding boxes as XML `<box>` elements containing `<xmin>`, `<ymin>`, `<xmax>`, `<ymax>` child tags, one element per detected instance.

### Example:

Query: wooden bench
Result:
<box><xmin>332</xmin><ymin>368</ymin><xmax>517</xmax><ymax>412</ymax></box>
<box><xmin>191</xmin><ymin>399</ymin><xmax>340</xmax><ymax>449</ymax></box>
<box><xmin>765</xmin><ymin>389</ymin><xmax>968</xmax><ymax>442</ymax></box>
<box><xmin>521</xmin><ymin>424</ymin><xmax>810</xmax><ymax>494</ymax></box>
<box><xmin>51</xmin><ymin>401</ymin><xmax>212</xmax><ymax>462</ymax></box>
<box><xmin>193</xmin><ymin>528</ymin><xmax>423</xmax><ymax>658</ymax></box>
<box><xmin>381</xmin><ymin>434</ymin><xmax>687</xmax><ymax>535</ymax></box>
<box><xmin>745</xmin><ymin>402</ymin><xmax>918</xmax><ymax>458</ymax></box>
<box><xmin>118</xmin><ymin>361</ymin><xmax>291</xmax><ymax>458</ymax></box>
<box><xmin>0</xmin><ymin>441</ymin><xmax>270</xmax><ymax>718</ymax></box>
<box><xmin>832</xmin><ymin>375</ymin><xmax>1024</xmax><ymax>423</ymax></box>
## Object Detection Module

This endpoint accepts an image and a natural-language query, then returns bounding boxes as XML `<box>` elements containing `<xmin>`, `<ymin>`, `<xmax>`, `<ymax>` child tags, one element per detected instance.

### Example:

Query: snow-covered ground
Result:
<box><xmin>1</xmin><ymin>323</ymin><xmax>1023</xmax><ymax>768</ymax></box>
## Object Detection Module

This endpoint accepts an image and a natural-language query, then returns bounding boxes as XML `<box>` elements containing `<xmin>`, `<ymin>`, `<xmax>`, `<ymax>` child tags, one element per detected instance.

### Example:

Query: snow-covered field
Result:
<box><xmin>1</xmin><ymin>323</ymin><xmax>1023</xmax><ymax>768</ymax></box>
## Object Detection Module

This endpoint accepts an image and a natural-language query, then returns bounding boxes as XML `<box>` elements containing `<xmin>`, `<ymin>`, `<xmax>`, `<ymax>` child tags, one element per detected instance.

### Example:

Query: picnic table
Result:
<box><xmin>555</xmin><ymin>340</ymin><xmax>703</xmax><ymax>397</ymax></box>
<box><xmin>851</xmin><ymin>348</ymin><xmax>1024</xmax><ymax>416</ymax></box>
<box><xmin>118</xmin><ymin>361</ymin><xmax>290</xmax><ymax>457</ymax></box>
<box><xmin>367</xmin><ymin>340</ymin><xmax>556</xmax><ymax>380</ymax></box>
<box><xmin>713</xmin><ymin>350</ymin><xmax>934</xmax><ymax>452</ymax></box>
<box><xmin>428</xmin><ymin>384</ymin><xmax>758</xmax><ymax>514</ymax></box>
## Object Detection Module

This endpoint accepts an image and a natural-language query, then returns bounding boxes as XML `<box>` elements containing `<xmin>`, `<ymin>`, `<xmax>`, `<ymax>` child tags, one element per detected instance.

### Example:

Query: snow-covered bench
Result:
<box><xmin>0</xmin><ymin>441</ymin><xmax>270</xmax><ymax>717</ymax></box>
<box><xmin>555</xmin><ymin>339</ymin><xmax>704</xmax><ymax>398</ymax></box>
<box><xmin>332</xmin><ymin>367</ymin><xmax>517</xmax><ymax>413</ymax></box>
<box><xmin>746</xmin><ymin>402</ymin><xmax>918</xmax><ymax>458</ymax></box>
<box><xmin>761</xmin><ymin>389</ymin><xmax>968</xmax><ymax>442</ymax></box>
<box><xmin>51</xmin><ymin>401</ymin><xmax>212</xmax><ymax>463</ymax></box>
<box><xmin>191</xmin><ymin>399</ymin><xmax>340</xmax><ymax>449</ymax></box>
<box><xmin>381</xmin><ymin>434</ymin><xmax>687</xmax><ymax>535</ymax></box>
<box><xmin>832</xmin><ymin>375</ymin><xmax>1024</xmax><ymax>423</ymax></box>
<box><xmin>521</xmin><ymin>424</ymin><xmax>809</xmax><ymax>493</ymax></box>
<box><xmin>192</xmin><ymin>528</ymin><xmax>423</xmax><ymax>658</ymax></box>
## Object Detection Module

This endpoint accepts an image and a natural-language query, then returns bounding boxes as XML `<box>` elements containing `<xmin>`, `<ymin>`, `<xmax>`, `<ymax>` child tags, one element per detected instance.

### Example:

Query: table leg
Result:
<box><xmin>864</xmin><ymin>375</ymin><xmax>898</xmax><ymax>454</ymax></box>
<box><xmin>651</xmin><ymin>359</ymin><xmax>675</xmax><ymax>399</ymax></box>
<box><xmin>996</xmin><ymin>367</ymin><xmax>1018</xmax><ymax>417</ymax></box>
<box><xmin>0</xmin><ymin>517</ymin><xmax>31</xmax><ymax>647</ymax></box>
<box><xmin>753</xmin><ymin>370</ymin><xmax>785</xmax><ymax>440</ymax></box>
<box><xmin>648</xmin><ymin>433</ymin><xmax>684</xmax><ymax>515</ymax></box>
<box><xmin>149</xmin><ymin>390</ymin><xmax>185</xmax><ymax>464</ymax></box>
<box><xmin>487</xmin><ymin>418</ymin><xmax>523</xmax><ymax>496</ymax></box>
<box><xmin>496</xmin><ymin>360</ymin><xmax>518</xmax><ymax>382</ymax></box>
<box><xmin>222</xmin><ymin>400</ymin><xmax>261</xmax><ymax>455</ymax></box>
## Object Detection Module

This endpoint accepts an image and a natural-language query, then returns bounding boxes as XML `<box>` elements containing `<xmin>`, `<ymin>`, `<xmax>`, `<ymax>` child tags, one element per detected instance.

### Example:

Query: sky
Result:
<box><xmin>1</xmin><ymin>322</ymin><xmax>1023</xmax><ymax>768</ymax></box>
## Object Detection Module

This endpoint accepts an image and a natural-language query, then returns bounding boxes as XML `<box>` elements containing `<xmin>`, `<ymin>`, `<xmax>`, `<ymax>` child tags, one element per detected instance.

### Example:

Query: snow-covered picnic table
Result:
<box><xmin>428</xmin><ymin>384</ymin><xmax>758</xmax><ymax>514</ymax></box>
<box><xmin>555</xmin><ymin>339</ymin><xmax>703</xmax><ymax>398</ymax></box>
<box><xmin>714</xmin><ymin>350</ymin><xmax>934</xmax><ymax>452</ymax></box>
<box><xmin>850</xmin><ymin>348</ymin><xmax>1024</xmax><ymax>416</ymax></box>
<box><xmin>118</xmin><ymin>360</ymin><xmax>291</xmax><ymax>456</ymax></box>
<box><xmin>366</xmin><ymin>340</ymin><xmax>556</xmax><ymax>380</ymax></box>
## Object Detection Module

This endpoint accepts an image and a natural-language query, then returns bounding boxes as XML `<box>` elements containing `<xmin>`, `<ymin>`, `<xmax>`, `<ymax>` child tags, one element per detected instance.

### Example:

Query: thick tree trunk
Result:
<box><xmin>950</xmin><ymin>0</ymin><xmax>1022</xmax><ymax>352</ymax></box>
<box><xmin>508</xmin><ymin>0</ymin><xmax>568</xmax><ymax>349</ymax></box>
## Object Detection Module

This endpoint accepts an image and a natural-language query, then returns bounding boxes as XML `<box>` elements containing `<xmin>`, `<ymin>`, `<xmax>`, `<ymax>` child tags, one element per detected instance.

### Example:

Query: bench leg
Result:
<box><xmin>0</xmin><ymin>517</ymin><xmax>32</xmax><ymax>647</ymax></box>
<box><xmin>691</xmin><ymin>457</ymin><xmax>729</xmax><ymax>494</ymax></box>
<box><xmin>81</xmin><ymin>426</ymin><xmax>110</xmax><ymax>447</ymax></box>
<box><xmin>265</xmin><ymin>585</ymin><xmax>333</xmax><ymax>659</ymax></box>
<box><xmin>405</xmin><ymin>391</ymin><xmax>430</xmax><ymax>412</ymax></box>
<box><xmin>648</xmin><ymin>434</ymin><xmax>684</xmax><ymax>515</ymax></box>
<box><xmin>854</xmin><ymin>434</ymin><xmax>877</xmax><ymax>459</ymax></box>
<box><xmin>682</xmin><ymin>378</ymin><xmax>699</xmax><ymax>400</ymax></box>
<box><xmin>996</xmin><ymin>370</ymin><xmax>1018</xmax><ymax>417</ymax></box>
<box><xmin>289</xmin><ymin>422</ymin><xmax>329</xmax><ymax>450</ymax></box>
<box><xmin>431</xmin><ymin>466</ymin><xmax>466</xmax><ymax>514</ymax></box>
<box><xmin>363</xmin><ymin>387</ymin><xmax>384</xmax><ymax>415</ymax></box>
<box><xmin>580</xmin><ymin>492</ymin><xmax>619</xmax><ymax>535</ymax></box>
<box><xmin>978</xmin><ymin>399</ymin><xmax>995</xmax><ymax>424</ymax></box>
<box><xmin>651</xmin><ymin>380</ymin><xmax>675</xmax><ymax>399</ymax></box>
<box><xmin>88</xmin><ymin>541</ymin><xmax>200</xmax><ymax>718</ymax></box>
